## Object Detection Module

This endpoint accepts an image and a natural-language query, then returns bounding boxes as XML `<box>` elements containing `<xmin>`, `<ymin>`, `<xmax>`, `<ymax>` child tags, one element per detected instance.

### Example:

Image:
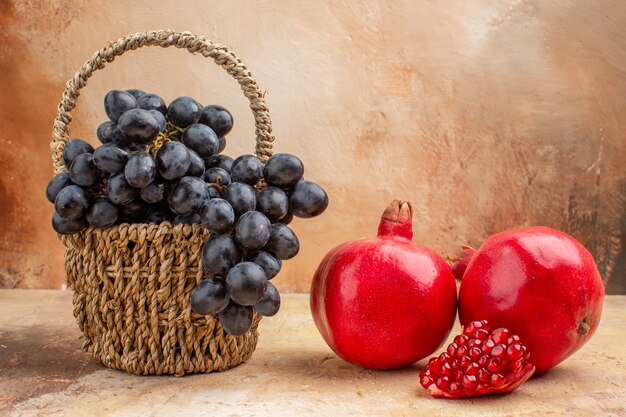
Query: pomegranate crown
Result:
<box><xmin>377</xmin><ymin>200</ymin><xmax>413</xmax><ymax>240</ymax></box>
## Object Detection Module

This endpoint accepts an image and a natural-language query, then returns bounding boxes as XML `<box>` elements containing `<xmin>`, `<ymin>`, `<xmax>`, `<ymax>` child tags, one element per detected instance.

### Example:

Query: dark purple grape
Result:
<box><xmin>235</xmin><ymin>211</ymin><xmax>271</xmax><ymax>251</ymax></box>
<box><xmin>118</xmin><ymin>108</ymin><xmax>160</xmax><ymax>144</ymax></box>
<box><xmin>226</xmin><ymin>262</ymin><xmax>268</xmax><ymax>306</ymax></box>
<box><xmin>122</xmin><ymin>198</ymin><xmax>150</xmax><ymax>218</ymax></box>
<box><xmin>219</xmin><ymin>301</ymin><xmax>253</xmax><ymax>336</ymax></box>
<box><xmin>186</xmin><ymin>149</ymin><xmax>205</xmax><ymax>177</ymax></box>
<box><xmin>181</xmin><ymin>124</ymin><xmax>219</xmax><ymax>159</ymax></box>
<box><xmin>145</xmin><ymin>208</ymin><xmax>172</xmax><ymax>223</ymax></box>
<box><xmin>168</xmin><ymin>176</ymin><xmax>209</xmax><ymax>216</ymax></box>
<box><xmin>230</xmin><ymin>155</ymin><xmax>263</xmax><ymax>185</ymax></box>
<box><xmin>246</xmin><ymin>251</ymin><xmax>281</xmax><ymax>280</ymax></box>
<box><xmin>277</xmin><ymin>211</ymin><xmax>293</xmax><ymax>225</ymax></box>
<box><xmin>263</xmin><ymin>153</ymin><xmax>304</xmax><ymax>189</ymax></box>
<box><xmin>149</xmin><ymin>110</ymin><xmax>167</xmax><ymax>132</ymax></box>
<box><xmin>69</xmin><ymin>153</ymin><xmax>101</xmax><ymax>187</ymax></box>
<box><xmin>125</xmin><ymin>152</ymin><xmax>156</xmax><ymax>188</ymax></box>
<box><xmin>167</xmin><ymin>96</ymin><xmax>202</xmax><ymax>128</ymax></box>
<box><xmin>104</xmin><ymin>90</ymin><xmax>138</xmax><ymax>122</ymax></box>
<box><xmin>46</xmin><ymin>172</ymin><xmax>73</xmax><ymax>203</ymax></box>
<box><xmin>86</xmin><ymin>197</ymin><xmax>119</xmax><ymax>228</ymax></box>
<box><xmin>265</xmin><ymin>223</ymin><xmax>299</xmax><ymax>260</ymax></box>
<box><xmin>191</xmin><ymin>278</ymin><xmax>229</xmax><ymax>315</ymax></box>
<box><xmin>204</xmin><ymin>167</ymin><xmax>231</xmax><ymax>186</ymax></box>
<box><xmin>289</xmin><ymin>180</ymin><xmax>329</xmax><ymax>218</ymax></box>
<box><xmin>156</xmin><ymin>141</ymin><xmax>191</xmax><ymax>180</ymax></box>
<box><xmin>139</xmin><ymin>182</ymin><xmax>165</xmax><ymax>204</ymax></box>
<box><xmin>217</xmin><ymin>136</ymin><xmax>226</xmax><ymax>153</ymax></box>
<box><xmin>52</xmin><ymin>213</ymin><xmax>87</xmax><ymax>235</ymax></box>
<box><xmin>254</xmin><ymin>282</ymin><xmax>280</xmax><ymax>317</ymax></box>
<box><xmin>125</xmin><ymin>89</ymin><xmax>146</xmax><ymax>100</ymax></box>
<box><xmin>97</xmin><ymin>122</ymin><xmax>126</xmax><ymax>145</ymax></box>
<box><xmin>256</xmin><ymin>187</ymin><xmax>289</xmax><ymax>222</ymax></box>
<box><xmin>201</xmin><ymin>235</ymin><xmax>240</xmax><ymax>276</ymax></box>
<box><xmin>62</xmin><ymin>139</ymin><xmax>94</xmax><ymax>169</ymax></box>
<box><xmin>54</xmin><ymin>185</ymin><xmax>89</xmax><ymax>220</ymax></box>
<box><xmin>200</xmin><ymin>199</ymin><xmax>235</xmax><ymax>234</ymax></box>
<box><xmin>207</xmin><ymin>185</ymin><xmax>221</xmax><ymax>199</ymax></box>
<box><xmin>93</xmin><ymin>144</ymin><xmax>128</xmax><ymax>174</ymax></box>
<box><xmin>172</xmin><ymin>214</ymin><xmax>201</xmax><ymax>225</ymax></box>
<box><xmin>204</xmin><ymin>155</ymin><xmax>234</xmax><ymax>173</ymax></box>
<box><xmin>198</xmin><ymin>105</ymin><xmax>233</xmax><ymax>137</ymax></box>
<box><xmin>138</xmin><ymin>93</ymin><xmax>167</xmax><ymax>115</ymax></box>
<box><xmin>106</xmin><ymin>172</ymin><xmax>135</xmax><ymax>205</ymax></box>
<box><xmin>224</xmin><ymin>182</ymin><xmax>256</xmax><ymax>217</ymax></box>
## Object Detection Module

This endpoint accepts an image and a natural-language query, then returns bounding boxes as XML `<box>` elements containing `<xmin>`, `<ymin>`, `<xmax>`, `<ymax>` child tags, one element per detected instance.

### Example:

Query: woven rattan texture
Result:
<box><xmin>51</xmin><ymin>30</ymin><xmax>272</xmax><ymax>375</ymax></box>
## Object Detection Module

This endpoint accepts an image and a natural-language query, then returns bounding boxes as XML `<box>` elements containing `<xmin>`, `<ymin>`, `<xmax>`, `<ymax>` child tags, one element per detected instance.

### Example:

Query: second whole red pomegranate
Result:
<box><xmin>457</xmin><ymin>226</ymin><xmax>605</xmax><ymax>373</ymax></box>
<box><xmin>310</xmin><ymin>200</ymin><xmax>457</xmax><ymax>370</ymax></box>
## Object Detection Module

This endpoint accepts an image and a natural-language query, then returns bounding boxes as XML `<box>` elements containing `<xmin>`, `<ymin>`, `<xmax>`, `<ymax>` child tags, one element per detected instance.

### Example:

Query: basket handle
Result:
<box><xmin>50</xmin><ymin>30</ymin><xmax>275</xmax><ymax>174</ymax></box>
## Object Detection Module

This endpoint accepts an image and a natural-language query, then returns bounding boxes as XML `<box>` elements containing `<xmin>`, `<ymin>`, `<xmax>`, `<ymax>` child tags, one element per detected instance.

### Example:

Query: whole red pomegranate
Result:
<box><xmin>458</xmin><ymin>226</ymin><xmax>605</xmax><ymax>373</ymax></box>
<box><xmin>310</xmin><ymin>200</ymin><xmax>457</xmax><ymax>370</ymax></box>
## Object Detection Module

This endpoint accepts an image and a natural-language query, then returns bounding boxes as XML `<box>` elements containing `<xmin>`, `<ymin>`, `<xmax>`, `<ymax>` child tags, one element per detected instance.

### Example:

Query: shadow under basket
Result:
<box><xmin>62</xmin><ymin>223</ymin><xmax>262</xmax><ymax>376</ymax></box>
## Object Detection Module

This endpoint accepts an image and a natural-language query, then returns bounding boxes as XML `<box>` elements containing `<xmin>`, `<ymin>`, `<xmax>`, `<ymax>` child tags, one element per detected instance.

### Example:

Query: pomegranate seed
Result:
<box><xmin>419</xmin><ymin>320</ymin><xmax>535</xmax><ymax>398</ymax></box>
<box><xmin>507</xmin><ymin>344</ymin><xmax>524</xmax><ymax>360</ymax></box>
<box><xmin>491</xmin><ymin>328</ymin><xmax>511</xmax><ymax>344</ymax></box>
<box><xmin>462</xmin><ymin>375</ymin><xmax>478</xmax><ymax>390</ymax></box>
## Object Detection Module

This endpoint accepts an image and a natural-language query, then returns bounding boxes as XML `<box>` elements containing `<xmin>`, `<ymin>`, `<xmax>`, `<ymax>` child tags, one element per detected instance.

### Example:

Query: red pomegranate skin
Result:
<box><xmin>310</xmin><ymin>200</ymin><xmax>457</xmax><ymax>370</ymax></box>
<box><xmin>458</xmin><ymin>226</ymin><xmax>605</xmax><ymax>373</ymax></box>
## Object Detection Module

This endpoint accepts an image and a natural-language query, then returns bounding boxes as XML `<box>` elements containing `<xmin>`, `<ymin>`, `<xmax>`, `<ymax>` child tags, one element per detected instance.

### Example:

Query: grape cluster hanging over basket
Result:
<box><xmin>47</xmin><ymin>30</ymin><xmax>328</xmax><ymax>376</ymax></box>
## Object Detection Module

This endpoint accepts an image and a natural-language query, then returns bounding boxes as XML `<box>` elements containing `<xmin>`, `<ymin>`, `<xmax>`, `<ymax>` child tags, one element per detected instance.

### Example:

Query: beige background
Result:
<box><xmin>0</xmin><ymin>0</ymin><xmax>625</xmax><ymax>293</ymax></box>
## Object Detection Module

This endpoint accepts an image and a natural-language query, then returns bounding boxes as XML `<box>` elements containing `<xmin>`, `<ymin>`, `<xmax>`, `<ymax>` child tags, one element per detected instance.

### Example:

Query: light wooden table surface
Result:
<box><xmin>0</xmin><ymin>290</ymin><xmax>624</xmax><ymax>417</ymax></box>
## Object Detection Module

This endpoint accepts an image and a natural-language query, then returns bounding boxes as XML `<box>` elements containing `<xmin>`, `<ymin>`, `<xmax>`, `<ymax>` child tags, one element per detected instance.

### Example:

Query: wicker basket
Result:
<box><xmin>49</xmin><ymin>30</ymin><xmax>275</xmax><ymax>376</ymax></box>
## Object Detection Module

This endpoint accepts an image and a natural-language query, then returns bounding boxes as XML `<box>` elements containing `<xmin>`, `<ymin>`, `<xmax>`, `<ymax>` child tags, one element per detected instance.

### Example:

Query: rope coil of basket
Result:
<box><xmin>50</xmin><ymin>30</ymin><xmax>275</xmax><ymax>376</ymax></box>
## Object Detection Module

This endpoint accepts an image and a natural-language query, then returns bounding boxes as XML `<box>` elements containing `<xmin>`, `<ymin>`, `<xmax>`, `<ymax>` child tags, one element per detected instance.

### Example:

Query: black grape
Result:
<box><xmin>289</xmin><ymin>180</ymin><xmax>329</xmax><ymax>218</ymax></box>
<box><xmin>69</xmin><ymin>153</ymin><xmax>101</xmax><ymax>187</ymax></box>
<box><xmin>204</xmin><ymin>155</ymin><xmax>234</xmax><ymax>173</ymax></box>
<box><xmin>46</xmin><ymin>172</ymin><xmax>73</xmax><ymax>203</ymax></box>
<box><xmin>104</xmin><ymin>90</ymin><xmax>138</xmax><ymax>122</ymax></box>
<box><xmin>277</xmin><ymin>211</ymin><xmax>293</xmax><ymax>225</ymax></box>
<box><xmin>122</xmin><ymin>198</ymin><xmax>150</xmax><ymax>218</ymax></box>
<box><xmin>207</xmin><ymin>185</ymin><xmax>221</xmax><ymax>199</ymax></box>
<box><xmin>223</xmin><ymin>182</ymin><xmax>256</xmax><ymax>217</ymax></box>
<box><xmin>230</xmin><ymin>154</ymin><xmax>262</xmax><ymax>185</ymax></box>
<box><xmin>181</xmin><ymin>124</ymin><xmax>219</xmax><ymax>159</ymax></box>
<box><xmin>106</xmin><ymin>172</ymin><xmax>136</xmax><ymax>205</ymax></box>
<box><xmin>263</xmin><ymin>153</ymin><xmax>304</xmax><ymax>189</ymax></box>
<box><xmin>219</xmin><ymin>302</ymin><xmax>253</xmax><ymax>336</ymax></box>
<box><xmin>118</xmin><ymin>108</ymin><xmax>160</xmax><ymax>144</ymax></box>
<box><xmin>54</xmin><ymin>185</ymin><xmax>89</xmax><ymax>220</ymax></box>
<box><xmin>265</xmin><ymin>223</ymin><xmax>300</xmax><ymax>260</ymax></box>
<box><xmin>191</xmin><ymin>278</ymin><xmax>229</xmax><ymax>315</ymax></box>
<box><xmin>139</xmin><ymin>182</ymin><xmax>165</xmax><ymax>204</ymax></box>
<box><xmin>137</xmin><ymin>93</ymin><xmax>167</xmax><ymax>115</ymax></box>
<box><xmin>52</xmin><ymin>213</ymin><xmax>87</xmax><ymax>235</ymax></box>
<box><xmin>246</xmin><ymin>251</ymin><xmax>281</xmax><ymax>280</ymax></box>
<box><xmin>125</xmin><ymin>89</ymin><xmax>146</xmax><ymax>100</ymax></box>
<box><xmin>235</xmin><ymin>211</ymin><xmax>271</xmax><ymax>251</ymax></box>
<box><xmin>96</xmin><ymin>121</ymin><xmax>115</xmax><ymax>144</ymax></box>
<box><xmin>256</xmin><ymin>186</ymin><xmax>289</xmax><ymax>222</ymax></box>
<box><xmin>172</xmin><ymin>214</ymin><xmax>201</xmax><ymax>225</ymax></box>
<box><xmin>201</xmin><ymin>235</ymin><xmax>240</xmax><ymax>276</ymax></box>
<box><xmin>168</xmin><ymin>176</ymin><xmax>209</xmax><ymax>216</ymax></box>
<box><xmin>125</xmin><ymin>152</ymin><xmax>156</xmax><ymax>188</ymax></box>
<box><xmin>86</xmin><ymin>197</ymin><xmax>119</xmax><ymax>228</ymax></box>
<box><xmin>226</xmin><ymin>262</ymin><xmax>268</xmax><ymax>306</ymax></box>
<box><xmin>93</xmin><ymin>144</ymin><xmax>128</xmax><ymax>174</ymax></box>
<box><xmin>204</xmin><ymin>167</ymin><xmax>231</xmax><ymax>187</ymax></box>
<box><xmin>198</xmin><ymin>105</ymin><xmax>233</xmax><ymax>137</ymax></box>
<box><xmin>254</xmin><ymin>282</ymin><xmax>280</xmax><ymax>317</ymax></box>
<box><xmin>145</xmin><ymin>208</ymin><xmax>172</xmax><ymax>223</ymax></box>
<box><xmin>62</xmin><ymin>139</ymin><xmax>94</xmax><ymax>169</ymax></box>
<box><xmin>186</xmin><ymin>149</ymin><xmax>205</xmax><ymax>177</ymax></box>
<box><xmin>167</xmin><ymin>96</ymin><xmax>202</xmax><ymax>128</ymax></box>
<box><xmin>149</xmin><ymin>110</ymin><xmax>167</xmax><ymax>132</ymax></box>
<box><xmin>99</xmin><ymin>122</ymin><xmax>127</xmax><ymax>146</ymax></box>
<box><xmin>200</xmin><ymin>198</ymin><xmax>235</xmax><ymax>234</ymax></box>
<box><xmin>156</xmin><ymin>141</ymin><xmax>191</xmax><ymax>180</ymax></box>
<box><xmin>217</xmin><ymin>136</ymin><xmax>226</xmax><ymax>153</ymax></box>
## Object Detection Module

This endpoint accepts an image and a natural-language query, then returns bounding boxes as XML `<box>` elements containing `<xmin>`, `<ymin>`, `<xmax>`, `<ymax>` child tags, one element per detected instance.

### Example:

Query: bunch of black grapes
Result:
<box><xmin>46</xmin><ymin>88</ymin><xmax>329</xmax><ymax>336</ymax></box>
